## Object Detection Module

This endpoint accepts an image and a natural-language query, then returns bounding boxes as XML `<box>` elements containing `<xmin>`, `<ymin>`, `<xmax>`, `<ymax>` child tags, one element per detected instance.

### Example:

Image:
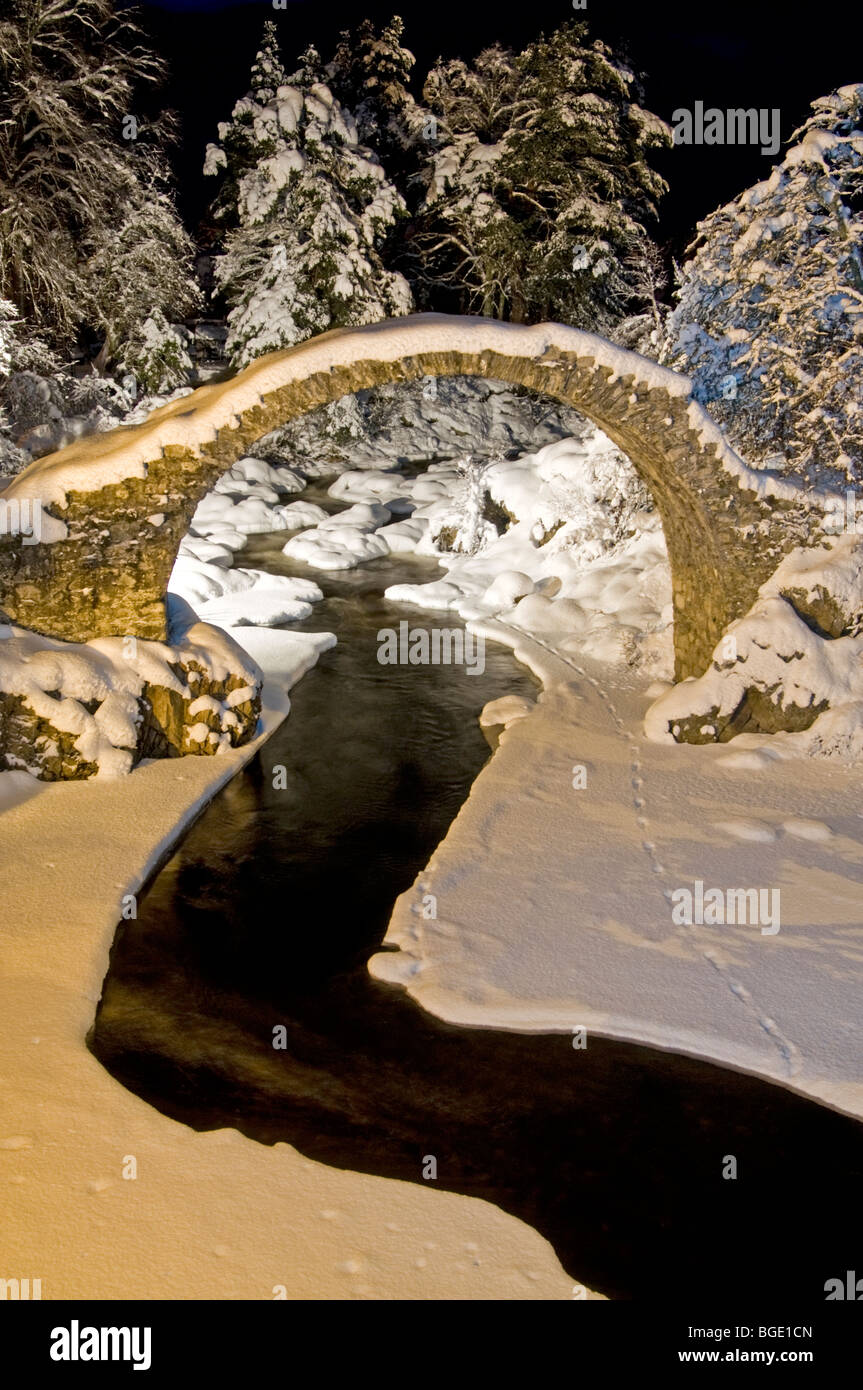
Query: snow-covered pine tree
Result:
<box><xmin>204</xmin><ymin>23</ymin><xmax>413</xmax><ymax>366</ymax></box>
<box><xmin>115</xmin><ymin>310</ymin><xmax>194</xmax><ymax>397</ymax></box>
<box><xmin>82</xmin><ymin>165</ymin><xmax>199</xmax><ymax>386</ymax></box>
<box><xmin>0</xmin><ymin>297</ymin><xmax>32</xmax><ymax>470</ymax></box>
<box><xmin>0</xmin><ymin>0</ymin><xmax>198</xmax><ymax>375</ymax></box>
<box><xmin>508</xmin><ymin>25</ymin><xmax>670</xmax><ymax>327</ymax></box>
<box><xmin>0</xmin><ymin>299</ymin><xmax>17</xmax><ymax>382</ymax></box>
<box><xmin>417</xmin><ymin>22</ymin><xmax>670</xmax><ymax>328</ymax></box>
<box><xmin>662</xmin><ymin>85</ymin><xmax>863</xmax><ymax>491</ymax></box>
<box><xmin>326</xmin><ymin>15</ymin><xmax>422</xmax><ymax>180</ymax></box>
<box><xmin>415</xmin><ymin>45</ymin><xmax>525</xmax><ymax>316</ymax></box>
<box><xmin>203</xmin><ymin>19</ymin><xmax>293</xmax><ymax>230</ymax></box>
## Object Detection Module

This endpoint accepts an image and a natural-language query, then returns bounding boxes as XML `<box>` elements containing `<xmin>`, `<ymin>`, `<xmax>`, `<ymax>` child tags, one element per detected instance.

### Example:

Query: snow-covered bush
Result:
<box><xmin>115</xmin><ymin>311</ymin><xmax>194</xmax><ymax>397</ymax></box>
<box><xmin>82</xmin><ymin>178</ymin><xmax>200</xmax><ymax>373</ymax></box>
<box><xmin>0</xmin><ymin>299</ymin><xmax>18</xmax><ymax>467</ymax></box>
<box><xmin>418</xmin><ymin>432</ymin><xmax>652</xmax><ymax>562</ymax></box>
<box><xmin>2</xmin><ymin>370</ymin><xmax>65</xmax><ymax>436</ymax></box>
<box><xmin>423</xmin><ymin>457</ymin><xmax>501</xmax><ymax>555</ymax></box>
<box><xmin>0</xmin><ymin>300</ymin><xmax>56</xmax><ymax>470</ymax></box>
<box><xmin>0</xmin><ymin>298</ymin><xmax>17</xmax><ymax>380</ymax></box>
<box><xmin>60</xmin><ymin>372</ymin><xmax>135</xmax><ymax>422</ymax></box>
<box><xmin>204</xmin><ymin>23</ymin><xmax>413</xmax><ymax>365</ymax></box>
<box><xmin>483</xmin><ymin>427</ymin><xmax>653</xmax><ymax>566</ymax></box>
<box><xmin>0</xmin><ymin>359</ymin><xmax>139</xmax><ymax>464</ymax></box>
<box><xmin>662</xmin><ymin>85</ymin><xmax>863</xmax><ymax>491</ymax></box>
<box><xmin>0</xmin><ymin>427</ymin><xmax>25</xmax><ymax>475</ymax></box>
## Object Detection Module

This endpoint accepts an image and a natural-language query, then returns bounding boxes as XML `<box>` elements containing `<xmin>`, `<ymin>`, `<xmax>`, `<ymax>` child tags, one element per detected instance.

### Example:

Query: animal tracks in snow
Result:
<box><xmin>559</xmin><ymin>655</ymin><xmax>802</xmax><ymax>1072</ymax></box>
<box><xmin>714</xmin><ymin>818</ymin><xmax>778</xmax><ymax>843</ymax></box>
<box><xmin>492</xmin><ymin>622</ymin><xmax>850</xmax><ymax>1078</ymax></box>
<box><xmin>782</xmin><ymin>818</ymin><xmax>834</xmax><ymax>842</ymax></box>
<box><xmin>712</xmin><ymin>816</ymin><xmax>834</xmax><ymax>844</ymax></box>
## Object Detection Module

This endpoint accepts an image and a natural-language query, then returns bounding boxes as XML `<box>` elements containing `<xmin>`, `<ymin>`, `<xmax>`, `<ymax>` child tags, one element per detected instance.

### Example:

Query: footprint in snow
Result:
<box><xmin>716</xmin><ymin>748</ymin><xmax>782</xmax><ymax>771</ymax></box>
<box><xmin>714</xmin><ymin>818</ymin><xmax>777</xmax><ymax>843</ymax></box>
<box><xmin>0</xmin><ymin>1135</ymin><xmax>33</xmax><ymax>1150</ymax></box>
<box><xmin>781</xmin><ymin>818</ymin><xmax>833</xmax><ymax>842</ymax></box>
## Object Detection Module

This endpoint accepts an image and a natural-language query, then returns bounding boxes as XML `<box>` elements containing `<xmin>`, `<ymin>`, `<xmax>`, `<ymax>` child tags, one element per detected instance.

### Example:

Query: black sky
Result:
<box><xmin>134</xmin><ymin>0</ymin><xmax>863</xmax><ymax>253</ymax></box>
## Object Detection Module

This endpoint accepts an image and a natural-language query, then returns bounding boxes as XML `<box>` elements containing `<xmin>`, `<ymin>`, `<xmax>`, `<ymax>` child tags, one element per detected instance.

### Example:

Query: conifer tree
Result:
<box><xmin>204</xmin><ymin>23</ymin><xmax>413</xmax><ymax>365</ymax></box>
<box><xmin>663</xmin><ymin>85</ymin><xmax>863</xmax><ymax>489</ymax></box>
<box><xmin>417</xmin><ymin>22</ymin><xmax>670</xmax><ymax>329</ymax></box>
<box><xmin>327</xmin><ymin>15</ymin><xmax>421</xmax><ymax>172</ymax></box>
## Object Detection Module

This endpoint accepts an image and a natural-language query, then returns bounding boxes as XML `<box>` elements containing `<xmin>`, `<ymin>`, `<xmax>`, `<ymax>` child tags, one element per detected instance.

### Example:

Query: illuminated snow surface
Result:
<box><xmin>2</xmin><ymin>410</ymin><xmax>861</xmax><ymax>1308</ymax></box>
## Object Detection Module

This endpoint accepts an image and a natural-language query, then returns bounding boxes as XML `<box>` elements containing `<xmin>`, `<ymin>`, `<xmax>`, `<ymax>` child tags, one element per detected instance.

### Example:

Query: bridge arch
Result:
<box><xmin>0</xmin><ymin>314</ymin><xmax>814</xmax><ymax>679</ymax></box>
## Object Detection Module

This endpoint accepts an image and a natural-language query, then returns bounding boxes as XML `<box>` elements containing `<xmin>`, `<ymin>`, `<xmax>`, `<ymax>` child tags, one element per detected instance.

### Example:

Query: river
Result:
<box><xmin>89</xmin><ymin>484</ymin><xmax>863</xmax><ymax>1301</ymax></box>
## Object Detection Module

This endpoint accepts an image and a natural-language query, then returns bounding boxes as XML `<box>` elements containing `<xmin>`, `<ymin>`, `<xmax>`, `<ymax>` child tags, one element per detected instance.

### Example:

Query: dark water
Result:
<box><xmin>90</xmin><ymin>505</ymin><xmax>863</xmax><ymax>1301</ymax></box>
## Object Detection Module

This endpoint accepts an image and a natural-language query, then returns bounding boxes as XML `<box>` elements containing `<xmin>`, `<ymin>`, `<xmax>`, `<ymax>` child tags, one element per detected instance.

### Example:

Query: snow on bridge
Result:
<box><xmin>0</xmin><ymin>314</ymin><xmax>825</xmax><ymax>678</ymax></box>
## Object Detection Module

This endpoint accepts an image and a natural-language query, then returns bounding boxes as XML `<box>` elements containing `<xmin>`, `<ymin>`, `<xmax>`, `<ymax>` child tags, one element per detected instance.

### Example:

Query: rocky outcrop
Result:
<box><xmin>645</xmin><ymin>534</ymin><xmax>863</xmax><ymax>748</ymax></box>
<box><xmin>0</xmin><ymin>621</ymin><xmax>261</xmax><ymax>780</ymax></box>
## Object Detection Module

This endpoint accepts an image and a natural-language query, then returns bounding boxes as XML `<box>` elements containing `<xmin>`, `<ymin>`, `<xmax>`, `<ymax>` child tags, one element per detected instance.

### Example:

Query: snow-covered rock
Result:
<box><xmin>213</xmin><ymin>455</ymin><xmax>305</xmax><ymax>500</ymax></box>
<box><xmin>0</xmin><ymin>621</ymin><xmax>263</xmax><ymax>780</ymax></box>
<box><xmin>169</xmin><ymin>558</ymin><xmax>323</xmax><ymax>629</ymax></box>
<box><xmin>282</xmin><ymin>523</ymin><xmax>391</xmax><ymax>570</ymax></box>
<box><xmin>379</xmin><ymin>428</ymin><xmax>673</xmax><ymax>675</ymax></box>
<box><xmin>276</xmin><ymin>500</ymin><xmax>330</xmax><ymax>529</ymax></box>
<box><xmin>190</xmin><ymin>491</ymin><xmax>306</xmax><ymax>538</ymax></box>
<box><xmin>645</xmin><ymin>534</ymin><xmax>863</xmax><ymax>753</ymax></box>
<box><xmin>328</xmin><ymin>469</ymin><xmax>416</xmax><ymax>512</ymax></box>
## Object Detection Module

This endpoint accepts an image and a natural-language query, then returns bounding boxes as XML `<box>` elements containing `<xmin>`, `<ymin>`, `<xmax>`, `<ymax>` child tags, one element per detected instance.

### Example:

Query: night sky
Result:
<box><xmin>134</xmin><ymin>0</ymin><xmax>862</xmax><ymax>254</ymax></box>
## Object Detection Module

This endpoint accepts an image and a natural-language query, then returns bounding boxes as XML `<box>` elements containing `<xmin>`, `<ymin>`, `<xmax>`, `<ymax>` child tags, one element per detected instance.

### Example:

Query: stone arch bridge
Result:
<box><xmin>0</xmin><ymin>314</ymin><xmax>821</xmax><ymax>679</ymax></box>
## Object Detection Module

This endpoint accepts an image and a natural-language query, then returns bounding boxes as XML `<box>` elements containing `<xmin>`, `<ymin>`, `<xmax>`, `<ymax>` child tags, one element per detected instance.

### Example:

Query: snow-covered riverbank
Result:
<box><xmin>0</xmin><ymin>625</ymin><xmax>583</xmax><ymax>1300</ymax></box>
<box><xmin>370</xmin><ymin>623</ymin><xmax>863</xmax><ymax>1121</ymax></box>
